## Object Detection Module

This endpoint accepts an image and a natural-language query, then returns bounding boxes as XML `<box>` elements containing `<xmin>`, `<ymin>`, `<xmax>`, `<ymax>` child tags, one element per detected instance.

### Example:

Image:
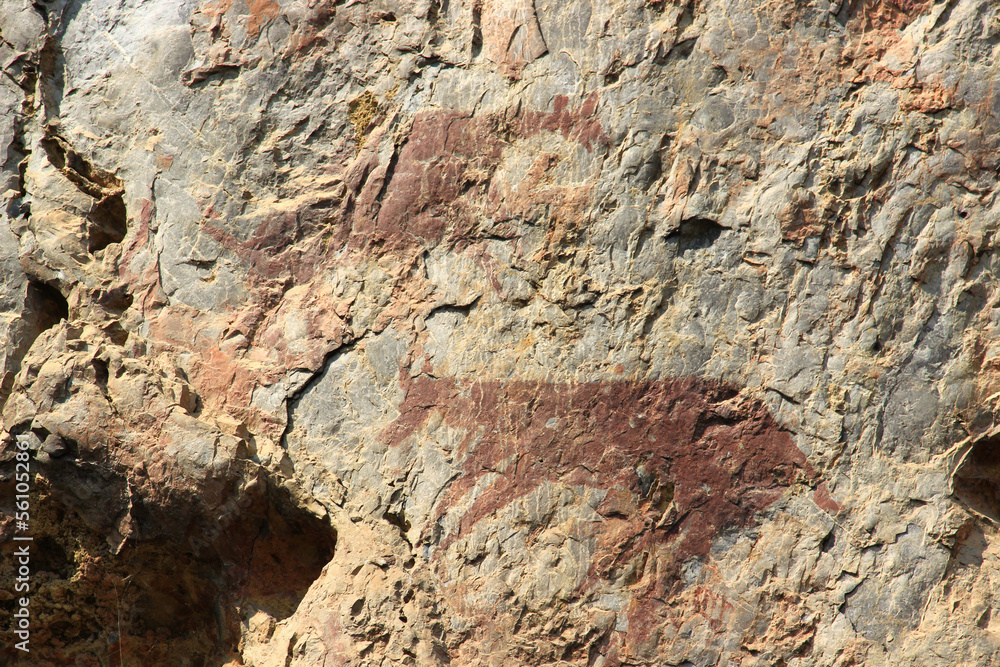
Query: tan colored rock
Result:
<box><xmin>3</xmin><ymin>0</ymin><xmax>1000</xmax><ymax>665</ymax></box>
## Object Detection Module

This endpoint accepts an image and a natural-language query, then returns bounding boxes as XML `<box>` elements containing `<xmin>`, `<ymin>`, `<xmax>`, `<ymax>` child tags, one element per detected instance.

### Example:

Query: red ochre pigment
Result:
<box><xmin>194</xmin><ymin>96</ymin><xmax>609</xmax><ymax>284</ymax></box>
<box><xmin>385</xmin><ymin>375</ymin><xmax>837</xmax><ymax>583</ymax></box>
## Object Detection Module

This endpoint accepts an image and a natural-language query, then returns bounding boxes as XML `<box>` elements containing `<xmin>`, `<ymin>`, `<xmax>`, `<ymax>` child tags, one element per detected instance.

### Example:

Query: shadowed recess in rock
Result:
<box><xmin>238</xmin><ymin>482</ymin><xmax>338</xmax><ymax>620</ymax></box>
<box><xmin>953</xmin><ymin>433</ymin><xmax>1000</xmax><ymax>522</ymax></box>
<box><xmin>674</xmin><ymin>216</ymin><xmax>724</xmax><ymax>255</ymax></box>
<box><xmin>87</xmin><ymin>192</ymin><xmax>128</xmax><ymax>254</ymax></box>
<box><xmin>0</xmin><ymin>453</ymin><xmax>336</xmax><ymax>664</ymax></box>
<box><xmin>0</xmin><ymin>281</ymin><xmax>70</xmax><ymax>409</ymax></box>
<box><xmin>25</xmin><ymin>279</ymin><xmax>68</xmax><ymax>333</ymax></box>
<box><xmin>39</xmin><ymin>130</ymin><xmax>128</xmax><ymax>254</ymax></box>
<box><xmin>0</xmin><ymin>479</ymin><xmax>237</xmax><ymax>665</ymax></box>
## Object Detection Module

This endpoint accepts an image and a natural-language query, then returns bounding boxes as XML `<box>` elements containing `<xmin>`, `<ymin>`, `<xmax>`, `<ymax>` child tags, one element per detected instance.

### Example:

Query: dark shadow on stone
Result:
<box><xmin>676</xmin><ymin>216</ymin><xmax>723</xmax><ymax>255</ymax></box>
<box><xmin>0</xmin><ymin>445</ymin><xmax>335</xmax><ymax>663</ymax></box>
<box><xmin>954</xmin><ymin>435</ymin><xmax>1000</xmax><ymax>522</ymax></box>
<box><xmin>88</xmin><ymin>192</ymin><xmax>128</xmax><ymax>253</ymax></box>
<box><xmin>239</xmin><ymin>480</ymin><xmax>338</xmax><ymax>620</ymax></box>
<box><xmin>0</xmin><ymin>280</ymin><xmax>70</xmax><ymax>409</ymax></box>
<box><xmin>26</xmin><ymin>280</ymin><xmax>68</xmax><ymax>332</ymax></box>
<box><xmin>40</xmin><ymin>132</ymin><xmax>122</xmax><ymax>198</ymax></box>
<box><xmin>40</xmin><ymin>129</ymin><xmax>129</xmax><ymax>254</ymax></box>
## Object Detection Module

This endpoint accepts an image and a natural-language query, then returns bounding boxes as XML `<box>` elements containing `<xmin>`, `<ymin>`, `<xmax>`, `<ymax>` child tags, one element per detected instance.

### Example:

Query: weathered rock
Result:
<box><xmin>2</xmin><ymin>0</ymin><xmax>1000</xmax><ymax>665</ymax></box>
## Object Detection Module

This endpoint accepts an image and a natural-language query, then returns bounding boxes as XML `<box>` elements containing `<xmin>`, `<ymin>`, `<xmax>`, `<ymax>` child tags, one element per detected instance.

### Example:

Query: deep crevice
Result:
<box><xmin>660</xmin><ymin>37</ymin><xmax>697</xmax><ymax>64</ymax></box>
<box><xmin>471</xmin><ymin>0</ymin><xmax>483</xmax><ymax>58</ymax></box>
<box><xmin>41</xmin><ymin>132</ymin><xmax>128</xmax><ymax>254</ymax></box>
<box><xmin>280</xmin><ymin>338</ymin><xmax>360</xmax><ymax>451</ymax></box>
<box><xmin>820</xmin><ymin>527</ymin><xmax>836</xmax><ymax>553</ymax></box>
<box><xmin>87</xmin><ymin>192</ymin><xmax>128</xmax><ymax>253</ymax></box>
<box><xmin>40</xmin><ymin>131</ymin><xmax>129</xmax><ymax>253</ymax></box>
<box><xmin>954</xmin><ymin>434</ymin><xmax>1000</xmax><ymax>523</ymax></box>
<box><xmin>41</xmin><ymin>132</ymin><xmax>122</xmax><ymax>198</ymax></box>
<box><xmin>26</xmin><ymin>279</ymin><xmax>69</xmax><ymax>333</ymax></box>
<box><xmin>383</xmin><ymin>507</ymin><xmax>412</xmax><ymax>536</ymax></box>
<box><xmin>427</xmin><ymin>295</ymin><xmax>481</xmax><ymax>319</ymax></box>
<box><xmin>92</xmin><ymin>357</ymin><xmax>109</xmax><ymax>393</ymax></box>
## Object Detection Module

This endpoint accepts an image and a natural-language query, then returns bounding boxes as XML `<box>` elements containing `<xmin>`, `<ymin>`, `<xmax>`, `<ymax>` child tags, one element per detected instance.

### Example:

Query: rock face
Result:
<box><xmin>1</xmin><ymin>0</ymin><xmax>1000</xmax><ymax>664</ymax></box>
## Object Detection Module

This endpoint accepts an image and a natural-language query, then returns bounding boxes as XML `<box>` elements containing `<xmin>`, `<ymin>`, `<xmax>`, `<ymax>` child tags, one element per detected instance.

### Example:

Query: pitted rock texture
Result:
<box><xmin>2</xmin><ymin>0</ymin><xmax>1000</xmax><ymax>665</ymax></box>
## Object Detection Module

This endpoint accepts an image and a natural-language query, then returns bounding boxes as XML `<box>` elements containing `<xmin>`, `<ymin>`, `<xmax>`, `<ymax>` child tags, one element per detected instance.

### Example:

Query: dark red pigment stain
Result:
<box><xmin>348</xmin><ymin>111</ymin><xmax>508</xmax><ymax>255</ymax></box>
<box><xmin>383</xmin><ymin>376</ymin><xmax>837</xmax><ymax>664</ymax></box>
<box><xmin>523</xmin><ymin>93</ymin><xmax>607</xmax><ymax>151</ymax></box>
<box><xmin>190</xmin><ymin>95</ymin><xmax>610</xmax><ymax>289</ymax></box>
<box><xmin>845</xmin><ymin>0</ymin><xmax>932</xmax><ymax>32</ymax></box>
<box><xmin>200</xmin><ymin>207</ymin><xmax>334</xmax><ymax>289</ymax></box>
<box><xmin>386</xmin><ymin>376</ymin><xmax>836</xmax><ymax>578</ymax></box>
<box><xmin>348</xmin><ymin>93</ymin><xmax>608</xmax><ymax>255</ymax></box>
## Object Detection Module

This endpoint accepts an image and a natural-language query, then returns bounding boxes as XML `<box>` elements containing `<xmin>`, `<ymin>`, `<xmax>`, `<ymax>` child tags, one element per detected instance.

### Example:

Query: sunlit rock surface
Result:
<box><xmin>2</xmin><ymin>0</ymin><xmax>1000</xmax><ymax>665</ymax></box>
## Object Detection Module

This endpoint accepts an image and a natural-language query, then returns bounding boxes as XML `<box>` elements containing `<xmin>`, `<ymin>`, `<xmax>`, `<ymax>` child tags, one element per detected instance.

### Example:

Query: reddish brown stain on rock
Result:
<box><xmin>350</xmin><ymin>111</ymin><xmax>506</xmax><ymax>254</ymax></box>
<box><xmin>386</xmin><ymin>375</ymin><xmax>827</xmax><ymax>579</ymax></box>
<box><xmin>347</xmin><ymin>97</ymin><xmax>607</xmax><ymax>255</ymax></box>
<box><xmin>843</xmin><ymin>0</ymin><xmax>934</xmax><ymax>69</ymax></box>
<box><xmin>845</xmin><ymin>0</ymin><xmax>931</xmax><ymax>33</ymax></box>
<box><xmin>813</xmin><ymin>482</ymin><xmax>841</xmax><ymax>514</ymax></box>
<box><xmin>189</xmin><ymin>96</ymin><xmax>608</xmax><ymax>291</ymax></box>
<box><xmin>246</xmin><ymin>0</ymin><xmax>281</xmax><ymax>37</ymax></box>
<box><xmin>519</xmin><ymin>93</ymin><xmax>608</xmax><ymax>152</ymax></box>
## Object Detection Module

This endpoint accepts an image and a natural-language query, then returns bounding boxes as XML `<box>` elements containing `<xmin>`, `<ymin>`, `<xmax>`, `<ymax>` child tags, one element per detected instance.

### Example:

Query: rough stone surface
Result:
<box><xmin>1</xmin><ymin>0</ymin><xmax>1000</xmax><ymax>665</ymax></box>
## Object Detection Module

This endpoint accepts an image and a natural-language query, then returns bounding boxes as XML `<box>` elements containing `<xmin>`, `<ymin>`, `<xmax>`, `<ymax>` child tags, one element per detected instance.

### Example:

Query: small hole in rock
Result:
<box><xmin>675</xmin><ymin>217</ymin><xmax>723</xmax><ymax>255</ymax></box>
<box><xmin>820</xmin><ymin>529</ymin><xmax>836</xmax><ymax>553</ymax></box>
<box><xmin>33</xmin><ymin>536</ymin><xmax>72</xmax><ymax>577</ymax></box>
<box><xmin>954</xmin><ymin>435</ymin><xmax>1000</xmax><ymax>522</ymax></box>
<box><xmin>92</xmin><ymin>358</ymin><xmax>109</xmax><ymax>391</ymax></box>
<box><xmin>102</xmin><ymin>321</ymin><xmax>129</xmax><ymax>346</ymax></box>
<box><xmin>97</xmin><ymin>285</ymin><xmax>133</xmax><ymax>314</ymax></box>
<box><xmin>88</xmin><ymin>192</ymin><xmax>128</xmax><ymax>253</ymax></box>
<box><xmin>26</xmin><ymin>280</ymin><xmax>69</xmax><ymax>333</ymax></box>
